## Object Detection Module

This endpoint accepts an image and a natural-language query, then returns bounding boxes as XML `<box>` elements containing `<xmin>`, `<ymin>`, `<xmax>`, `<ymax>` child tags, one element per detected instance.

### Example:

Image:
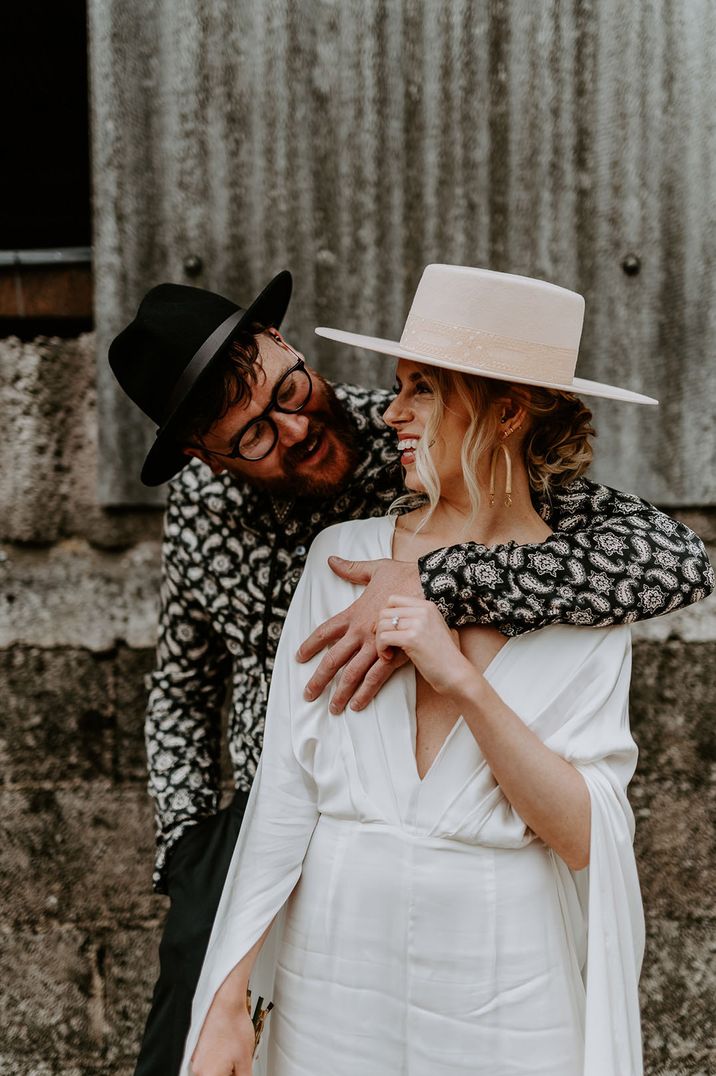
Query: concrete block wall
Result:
<box><xmin>1</xmin><ymin>332</ymin><xmax>167</xmax><ymax>1074</ymax></box>
<box><xmin>1</xmin><ymin>332</ymin><xmax>714</xmax><ymax>1074</ymax></box>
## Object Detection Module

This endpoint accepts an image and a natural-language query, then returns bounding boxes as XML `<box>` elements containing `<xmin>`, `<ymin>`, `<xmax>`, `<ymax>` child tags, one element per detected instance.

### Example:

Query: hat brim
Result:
<box><xmin>315</xmin><ymin>327</ymin><xmax>659</xmax><ymax>406</ymax></box>
<box><xmin>140</xmin><ymin>270</ymin><xmax>293</xmax><ymax>486</ymax></box>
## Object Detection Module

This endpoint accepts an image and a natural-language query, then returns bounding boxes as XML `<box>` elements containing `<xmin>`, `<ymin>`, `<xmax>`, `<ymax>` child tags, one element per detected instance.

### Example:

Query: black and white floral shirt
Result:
<box><xmin>146</xmin><ymin>382</ymin><xmax>714</xmax><ymax>891</ymax></box>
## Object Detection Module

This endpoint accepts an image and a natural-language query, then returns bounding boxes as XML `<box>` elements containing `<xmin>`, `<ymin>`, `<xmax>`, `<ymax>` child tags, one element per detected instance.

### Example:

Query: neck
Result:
<box><xmin>402</xmin><ymin>463</ymin><xmax>551</xmax><ymax>549</ymax></box>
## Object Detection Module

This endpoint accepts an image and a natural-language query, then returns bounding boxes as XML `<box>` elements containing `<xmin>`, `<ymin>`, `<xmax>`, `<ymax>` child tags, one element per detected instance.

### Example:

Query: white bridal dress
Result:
<box><xmin>180</xmin><ymin>515</ymin><xmax>645</xmax><ymax>1076</ymax></box>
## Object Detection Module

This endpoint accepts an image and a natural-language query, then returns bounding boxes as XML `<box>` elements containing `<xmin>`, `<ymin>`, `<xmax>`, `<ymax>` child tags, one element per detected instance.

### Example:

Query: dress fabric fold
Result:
<box><xmin>180</xmin><ymin>514</ymin><xmax>645</xmax><ymax>1076</ymax></box>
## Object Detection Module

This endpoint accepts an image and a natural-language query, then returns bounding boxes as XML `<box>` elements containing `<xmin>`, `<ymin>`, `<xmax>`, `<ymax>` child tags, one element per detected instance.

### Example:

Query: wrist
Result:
<box><xmin>215</xmin><ymin>967</ymin><xmax>249</xmax><ymax>1010</ymax></box>
<box><xmin>445</xmin><ymin>659</ymin><xmax>487</xmax><ymax>709</ymax></box>
<box><xmin>396</xmin><ymin>559</ymin><xmax>423</xmax><ymax>599</ymax></box>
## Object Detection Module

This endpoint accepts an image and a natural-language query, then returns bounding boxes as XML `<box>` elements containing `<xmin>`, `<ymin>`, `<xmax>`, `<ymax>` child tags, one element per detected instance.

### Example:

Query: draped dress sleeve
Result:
<box><xmin>178</xmin><ymin>527</ymin><xmax>344</xmax><ymax>1076</ymax></box>
<box><xmin>535</xmin><ymin>626</ymin><xmax>645</xmax><ymax>1076</ymax></box>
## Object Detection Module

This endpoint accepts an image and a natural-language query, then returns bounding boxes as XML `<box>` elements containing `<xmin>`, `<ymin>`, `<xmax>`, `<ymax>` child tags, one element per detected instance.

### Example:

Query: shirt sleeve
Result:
<box><xmin>418</xmin><ymin>480</ymin><xmax>715</xmax><ymax>636</ymax></box>
<box><xmin>145</xmin><ymin>496</ymin><xmax>232</xmax><ymax>894</ymax></box>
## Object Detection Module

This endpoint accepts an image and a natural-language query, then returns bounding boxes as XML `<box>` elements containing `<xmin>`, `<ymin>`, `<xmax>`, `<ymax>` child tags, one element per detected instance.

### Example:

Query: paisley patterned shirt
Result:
<box><xmin>146</xmin><ymin>382</ymin><xmax>714</xmax><ymax>891</ymax></box>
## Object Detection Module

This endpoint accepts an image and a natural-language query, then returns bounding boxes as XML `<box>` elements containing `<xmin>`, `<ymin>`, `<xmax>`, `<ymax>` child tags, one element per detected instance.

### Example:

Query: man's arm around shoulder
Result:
<box><xmin>419</xmin><ymin>478</ymin><xmax>714</xmax><ymax>634</ymax></box>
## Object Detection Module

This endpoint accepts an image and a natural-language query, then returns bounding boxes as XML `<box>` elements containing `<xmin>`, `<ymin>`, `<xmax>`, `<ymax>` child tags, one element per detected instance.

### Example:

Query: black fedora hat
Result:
<box><xmin>108</xmin><ymin>270</ymin><xmax>293</xmax><ymax>486</ymax></box>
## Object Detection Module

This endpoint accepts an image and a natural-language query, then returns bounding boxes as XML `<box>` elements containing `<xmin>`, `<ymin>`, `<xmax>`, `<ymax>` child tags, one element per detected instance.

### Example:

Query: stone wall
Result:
<box><xmin>1</xmin><ymin>332</ymin><xmax>165</xmax><ymax>1074</ymax></box>
<box><xmin>1</xmin><ymin>331</ymin><xmax>714</xmax><ymax>1074</ymax></box>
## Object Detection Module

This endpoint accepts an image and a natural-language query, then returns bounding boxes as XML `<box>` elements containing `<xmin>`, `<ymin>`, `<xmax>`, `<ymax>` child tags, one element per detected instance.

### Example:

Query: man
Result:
<box><xmin>108</xmin><ymin>270</ymin><xmax>714</xmax><ymax>1075</ymax></box>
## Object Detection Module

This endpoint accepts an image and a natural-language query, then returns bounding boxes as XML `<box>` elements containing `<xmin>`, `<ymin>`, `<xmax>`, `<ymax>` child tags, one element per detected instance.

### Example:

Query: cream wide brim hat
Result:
<box><xmin>315</xmin><ymin>264</ymin><xmax>658</xmax><ymax>406</ymax></box>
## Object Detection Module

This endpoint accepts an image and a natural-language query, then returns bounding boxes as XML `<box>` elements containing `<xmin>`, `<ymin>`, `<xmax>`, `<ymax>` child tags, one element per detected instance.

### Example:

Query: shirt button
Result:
<box><xmin>295</xmin><ymin>545</ymin><xmax>306</xmax><ymax>556</ymax></box>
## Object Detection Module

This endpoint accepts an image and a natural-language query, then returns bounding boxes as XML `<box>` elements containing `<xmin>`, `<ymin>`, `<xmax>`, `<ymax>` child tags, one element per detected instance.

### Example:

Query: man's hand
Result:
<box><xmin>296</xmin><ymin>555</ymin><xmax>423</xmax><ymax>713</ymax></box>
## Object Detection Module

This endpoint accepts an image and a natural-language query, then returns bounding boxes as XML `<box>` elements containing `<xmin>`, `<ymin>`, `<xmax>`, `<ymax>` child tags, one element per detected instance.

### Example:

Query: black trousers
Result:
<box><xmin>134</xmin><ymin>789</ymin><xmax>251</xmax><ymax>1076</ymax></box>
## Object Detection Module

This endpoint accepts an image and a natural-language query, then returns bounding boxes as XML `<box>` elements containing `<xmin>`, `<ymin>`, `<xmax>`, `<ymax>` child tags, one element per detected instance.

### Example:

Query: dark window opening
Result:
<box><xmin>0</xmin><ymin>0</ymin><xmax>92</xmax><ymax>337</ymax></box>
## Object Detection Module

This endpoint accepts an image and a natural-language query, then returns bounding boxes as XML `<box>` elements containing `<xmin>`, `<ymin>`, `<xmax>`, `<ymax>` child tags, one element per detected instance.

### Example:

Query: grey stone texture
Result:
<box><xmin>1</xmin><ymin>540</ymin><xmax>160</xmax><ymax>651</ymax></box>
<box><xmin>0</xmin><ymin>332</ymin><xmax>161</xmax><ymax>547</ymax></box>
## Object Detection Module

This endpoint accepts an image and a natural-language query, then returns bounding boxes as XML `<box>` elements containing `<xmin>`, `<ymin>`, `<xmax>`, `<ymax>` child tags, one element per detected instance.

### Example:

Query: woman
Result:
<box><xmin>182</xmin><ymin>266</ymin><xmax>650</xmax><ymax>1076</ymax></box>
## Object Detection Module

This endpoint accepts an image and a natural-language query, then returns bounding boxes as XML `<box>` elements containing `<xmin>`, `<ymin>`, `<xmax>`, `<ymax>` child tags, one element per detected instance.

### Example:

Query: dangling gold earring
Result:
<box><xmin>489</xmin><ymin>442</ymin><xmax>512</xmax><ymax>507</ymax></box>
<box><xmin>489</xmin><ymin>415</ymin><xmax>522</xmax><ymax>507</ymax></box>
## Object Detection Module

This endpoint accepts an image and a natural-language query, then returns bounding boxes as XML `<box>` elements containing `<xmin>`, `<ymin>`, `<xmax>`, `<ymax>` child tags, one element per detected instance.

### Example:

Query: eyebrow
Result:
<box><xmin>394</xmin><ymin>371</ymin><xmax>428</xmax><ymax>386</ymax></box>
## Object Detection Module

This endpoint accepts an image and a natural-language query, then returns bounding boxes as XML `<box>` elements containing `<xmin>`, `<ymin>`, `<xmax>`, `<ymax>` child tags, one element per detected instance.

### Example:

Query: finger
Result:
<box><xmin>375</xmin><ymin>626</ymin><xmax>417</xmax><ymax>660</ymax></box>
<box><xmin>375</xmin><ymin>638</ymin><xmax>395</xmax><ymax>661</ymax></box>
<box><xmin>328</xmin><ymin>643</ymin><xmax>376</xmax><ymax>714</ymax></box>
<box><xmin>376</xmin><ymin>616</ymin><xmax>420</xmax><ymax>635</ymax></box>
<box><xmin>296</xmin><ymin>613</ymin><xmax>348</xmax><ymax>662</ymax></box>
<box><xmin>349</xmin><ymin>653</ymin><xmax>408</xmax><ymax>711</ymax></box>
<box><xmin>327</xmin><ymin>556</ymin><xmax>376</xmax><ymax>585</ymax></box>
<box><xmin>303</xmin><ymin>638</ymin><xmax>361</xmax><ymax>700</ymax></box>
<box><xmin>385</xmin><ymin>593</ymin><xmax>431</xmax><ymax>608</ymax></box>
<box><xmin>376</xmin><ymin>627</ymin><xmax>415</xmax><ymax>644</ymax></box>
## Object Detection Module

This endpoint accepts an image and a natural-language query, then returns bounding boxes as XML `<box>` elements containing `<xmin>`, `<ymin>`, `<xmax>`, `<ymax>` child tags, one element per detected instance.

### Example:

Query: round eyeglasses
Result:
<box><xmin>207</xmin><ymin>354</ymin><xmax>313</xmax><ymax>462</ymax></box>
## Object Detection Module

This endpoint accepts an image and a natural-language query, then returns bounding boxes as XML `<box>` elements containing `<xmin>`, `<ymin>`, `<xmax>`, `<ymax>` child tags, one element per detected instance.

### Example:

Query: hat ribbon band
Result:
<box><xmin>400</xmin><ymin>313</ymin><xmax>577</xmax><ymax>384</ymax></box>
<box><xmin>164</xmin><ymin>309</ymin><xmax>244</xmax><ymax>423</ymax></box>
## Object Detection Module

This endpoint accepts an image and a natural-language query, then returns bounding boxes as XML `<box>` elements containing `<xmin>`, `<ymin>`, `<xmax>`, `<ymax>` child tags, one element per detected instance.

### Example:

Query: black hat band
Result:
<box><xmin>163</xmin><ymin>308</ymin><xmax>244</xmax><ymax>424</ymax></box>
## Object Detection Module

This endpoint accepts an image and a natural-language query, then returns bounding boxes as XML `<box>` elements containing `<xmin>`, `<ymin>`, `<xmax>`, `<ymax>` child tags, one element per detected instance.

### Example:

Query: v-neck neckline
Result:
<box><xmin>380</xmin><ymin>513</ymin><xmax>517</xmax><ymax>786</ymax></box>
<box><xmin>405</xmin><ymin>664</ymin><xmax>464</xmax><ymax>784</ymax></box>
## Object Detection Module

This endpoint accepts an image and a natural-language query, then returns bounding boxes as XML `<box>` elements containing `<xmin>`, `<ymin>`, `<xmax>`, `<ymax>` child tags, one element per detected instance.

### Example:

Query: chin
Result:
<box><xmin>292</xmin><ymin>437</ymin><xmax>355</xmax><ymax>498</ymax></box>
<box><xmin>402</xmin><ymin>471</ymin><xmax>426</xmax><ymax>494</ymax></box>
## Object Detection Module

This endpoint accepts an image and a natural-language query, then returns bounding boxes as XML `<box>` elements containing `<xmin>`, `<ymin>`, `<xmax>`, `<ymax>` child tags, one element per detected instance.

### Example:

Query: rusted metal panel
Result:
<box><xmin>89</xmin><ymin>0</ymin><xmax>716</xmax><ymax>506</ymax></box>
<box><xmin>0</xmin><ymin>265</ymin><xmax>92</xmax><ymax>318</ymax></box>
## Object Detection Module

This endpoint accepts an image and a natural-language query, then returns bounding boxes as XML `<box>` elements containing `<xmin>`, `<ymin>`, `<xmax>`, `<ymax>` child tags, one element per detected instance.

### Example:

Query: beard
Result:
<box><xmin>244</xmin><ymin>376</ymin><xmax>362</xmax><ymax>499</ymax></box>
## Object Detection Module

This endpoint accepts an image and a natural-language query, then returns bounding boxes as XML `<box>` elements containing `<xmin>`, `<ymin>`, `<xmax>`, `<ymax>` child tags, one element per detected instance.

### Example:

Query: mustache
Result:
<box><xmin>282</xmin><ymin>418</ymin><xmax>329</xmax><ymax>466</ymax></box>
<box><xmin>282</xmin><ymin>385</ymin><xmax>359</xmax><ymax>468</ymax></box>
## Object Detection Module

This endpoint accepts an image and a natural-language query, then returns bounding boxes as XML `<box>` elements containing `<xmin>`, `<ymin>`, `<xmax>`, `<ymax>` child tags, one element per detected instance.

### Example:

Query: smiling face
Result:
<box><xmin>383</xmin><ymin>358</ymin><xmax>597</xmax><ymax>529</ymax></box>
<box><xmin>382</xmin><ymin>359</ymin><xmax>476</xmax><ymax>497</ymax></box>
<box><xmin>182</xmin><ymin>328</ymin><xmax>361</xmax><ymax>497</ymax></box>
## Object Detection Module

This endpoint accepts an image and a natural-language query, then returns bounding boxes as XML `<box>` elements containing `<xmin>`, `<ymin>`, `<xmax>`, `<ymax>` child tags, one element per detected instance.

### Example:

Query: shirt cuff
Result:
<box><xmin>152</xmin><ymin>819</ymin><xmax>200</xmax><ymax>895</ymax></box>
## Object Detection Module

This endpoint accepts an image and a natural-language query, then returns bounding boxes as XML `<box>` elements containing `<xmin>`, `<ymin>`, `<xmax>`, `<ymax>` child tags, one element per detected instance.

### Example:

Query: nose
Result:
<box><xmin>274</xmin><ymin>410</ymin><xmax>311</xmax><ymax>447</ymax></box>
<box><xmin>383</xmin><ymin>393</ymin><xmax>412</xmax><ymax>428</ymax></box>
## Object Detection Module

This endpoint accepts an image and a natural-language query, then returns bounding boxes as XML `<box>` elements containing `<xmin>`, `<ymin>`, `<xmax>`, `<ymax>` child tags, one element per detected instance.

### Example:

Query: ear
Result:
<box><xmin>183</xmin><ymin>445</ymin><xmax>226</xmax><ymax>474</ymax></box>
<box><xmin>270</xmin><ymin>327</ymin><xmax>304</xmax><ymax>361</ymax></box>
<box><xmin>495</xmin><ymin>394</ymin><xmax>523</xmax><ymax>423</ymax></box>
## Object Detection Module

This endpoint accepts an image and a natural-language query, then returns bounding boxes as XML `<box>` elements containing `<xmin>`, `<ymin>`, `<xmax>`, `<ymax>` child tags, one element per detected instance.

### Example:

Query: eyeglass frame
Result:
<box><xmin>199</xmin><ymin>344</ymin><xmax>314</xmax><ymax>462</ymax></box>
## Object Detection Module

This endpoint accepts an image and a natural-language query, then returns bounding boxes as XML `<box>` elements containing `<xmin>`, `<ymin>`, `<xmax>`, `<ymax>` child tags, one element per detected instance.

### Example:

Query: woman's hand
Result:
<box><xmin>376</xmin><ymin>595</ymin><xmax>471</xmax><ymax>696</ymax></box>
<box><xmin>190</xmin><ymin>994</ymin><xmax>256</xmax><ymax>1076</ymax></box>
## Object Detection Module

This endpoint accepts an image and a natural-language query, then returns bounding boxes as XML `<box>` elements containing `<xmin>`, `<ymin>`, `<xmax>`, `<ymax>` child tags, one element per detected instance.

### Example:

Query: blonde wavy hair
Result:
<box><xmin>391</xmin><ymin>365</ymin><xmax>596</xmax><ymax>534</ymax></box>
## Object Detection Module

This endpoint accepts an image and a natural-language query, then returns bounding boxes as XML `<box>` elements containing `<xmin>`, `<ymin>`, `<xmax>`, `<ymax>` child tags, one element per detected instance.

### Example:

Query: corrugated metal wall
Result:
<box><xmin>89</xmin><ymin>0</ymin><xmax>716</xmax><ymax>506</ymax></box>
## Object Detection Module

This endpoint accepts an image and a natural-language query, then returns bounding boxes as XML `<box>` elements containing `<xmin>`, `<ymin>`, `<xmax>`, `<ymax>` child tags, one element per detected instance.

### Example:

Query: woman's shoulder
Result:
<box><xmin>506</xmin><ymin>621</ymin><xmax>632</xmax><ymax>674</ymax></box>
<box><xmin>293</xmin><ymin>517</ymin><xmax>395</xmax><ymax>621</ymax></box>
<box><xmin>489</xmin><ymin>623</ymin><xmax>632</xmax><ymax>716</ymax></box>
<box><xmin>306</xmin><ymin>514</ymin><xmax>395</xmax><ymax>564</ymax></box>
<box><xmin>497</xmin><ymin>624</ymin><xmax>633</xmax><ymax>671</ymax></box>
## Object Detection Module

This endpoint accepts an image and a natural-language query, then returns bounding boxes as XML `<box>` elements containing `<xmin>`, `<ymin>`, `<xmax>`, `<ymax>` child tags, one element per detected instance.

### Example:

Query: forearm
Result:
<box><xmin>211</xmin><ymin>920</ymin><xmax>275</xmax><ymax>1006</ymax></box>
<box><xmin>146</xmin><ymin>550</ymin><xmax>233</xmax><ymax>890</ymax></box>
<box><xmin>450</xmin><ymin>662</ymin><xmax>591</xmax><ymax>870</ymax></box>
<box><xmin>191</xmin><ymin>920</ymin><xmax>275</xmax><ymax>1072</ymax></box>
<box><xmin>145</xmin><ymin>676</ymin><xmax>226</xmax><ymax>891</ymax></box>
<box><xmin>419</xmin><ymin>492</ymin><xmax>715</xmax><ymax>635</ymax></box>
